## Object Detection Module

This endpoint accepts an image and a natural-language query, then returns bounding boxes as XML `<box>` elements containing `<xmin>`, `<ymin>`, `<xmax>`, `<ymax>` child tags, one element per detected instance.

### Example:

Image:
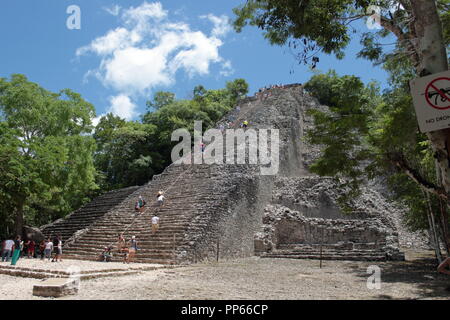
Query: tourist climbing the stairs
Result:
<box><xmin>157</xmin><ymin>193</ymin><xmax>165</xmax><ymax>207</ymax></box>
<box><xmin>135</xmin><ymin>195</ymin><xmax>146</xmax><ymax>213</ymax></box>
<box><xmin>124</xmin><ymin>236</ymin><xmax>138</xmax><ymax>264</ymax></box>
<box><xmin>117</xmin><ymin>233</ymin><xmax>126</xmax><ymax>253</ymax></box>
<box><xmin>101</xmin><ymin>246</ymin><xmax>113</xmax><ymax>262</ymax></box>
<box><xmin>151</xmin><ymin>214</ymin><xmax>160</xmax><ymax>235</ymax></box>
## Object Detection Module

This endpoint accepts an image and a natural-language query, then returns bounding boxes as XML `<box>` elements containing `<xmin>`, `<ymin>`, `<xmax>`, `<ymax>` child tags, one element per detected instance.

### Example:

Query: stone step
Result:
<box><xmin>64</xmin><ymin>254</ymin><xmax>177</xmax><ymax>265</ymax></box>
<box><xmin>268</xmin><ymin>249</ymin><xmax>386</xmax><ymax>256</ymax></box>
<box><xmin>261</xmin><ymin>253</ymin><xmax>387</xmax><ymax>261</ymax></box>
<box><xmin>278</xmin><ymin>243</ymin><xmax>387</xmax><ymax>250</ymax></box>
<box><xmin>274</xmin><ymin>248</ymin><xmax>387</xmax><ymax>254</ymax></box>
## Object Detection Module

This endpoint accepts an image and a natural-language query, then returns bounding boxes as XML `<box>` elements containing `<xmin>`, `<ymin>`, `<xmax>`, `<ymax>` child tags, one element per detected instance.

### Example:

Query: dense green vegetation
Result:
<box><xmin>0</xmin><ymin>76</ymin><xmax>248</xmax><ymax>238</ymax></box>
<box><xmin>0</xmin><ymin>74</ymin><xmax>97</xmax><ymax>236</ymax></box>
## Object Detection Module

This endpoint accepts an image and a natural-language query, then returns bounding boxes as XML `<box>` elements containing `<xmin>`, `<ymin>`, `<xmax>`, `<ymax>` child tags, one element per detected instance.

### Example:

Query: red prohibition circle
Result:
<box><xmin>425</xmin><ymin>77</ymin><xmax>450</xmax><ymax>110</ymax></box>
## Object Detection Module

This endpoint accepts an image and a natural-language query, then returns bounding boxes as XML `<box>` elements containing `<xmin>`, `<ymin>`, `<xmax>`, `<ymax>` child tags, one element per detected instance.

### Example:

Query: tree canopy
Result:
<box><xmin>0</xmin><ymin>74</ymin><xmax>98</xmax><ymax>236</ymax></box>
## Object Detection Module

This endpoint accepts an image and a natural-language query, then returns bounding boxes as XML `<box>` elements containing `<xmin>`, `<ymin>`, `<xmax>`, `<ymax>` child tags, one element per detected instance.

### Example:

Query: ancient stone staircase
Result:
<box><xmin>41</xmin><ymin>186</ymin><xmax>140</xmax><ymax>242</ymax></box>
<box><xmin>61</xmin><ymin>163</ymin><xmax>230</xmax><ymax>264</ymax></box>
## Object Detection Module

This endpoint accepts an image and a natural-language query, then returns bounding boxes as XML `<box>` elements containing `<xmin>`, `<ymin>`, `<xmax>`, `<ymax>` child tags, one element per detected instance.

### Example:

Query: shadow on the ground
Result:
<box><xmin>349</xmin><ymin>250</ymin><xmax>450</xmax><ymax>300</ymax></box>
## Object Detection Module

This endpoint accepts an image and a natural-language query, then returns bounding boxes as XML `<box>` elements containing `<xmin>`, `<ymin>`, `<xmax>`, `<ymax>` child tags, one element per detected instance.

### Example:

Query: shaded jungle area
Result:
<box><xmin>349</xmin><ymin>249</ymin><xmax>450</xmax><ymax>299</ymax></box>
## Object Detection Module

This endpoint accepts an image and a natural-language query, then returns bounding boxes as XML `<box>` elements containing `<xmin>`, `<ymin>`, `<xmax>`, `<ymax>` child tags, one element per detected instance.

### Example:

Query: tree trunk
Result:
<box><xmin>426</xmin><ymin>203</ymin><xmax>442</xmax><ymax>262</ymax></box>
<box><xmin>439</xmin><ymin>199</ymin><xmax>450</xmax><ymax>254</ymax></box>
<box><xmin>14</xmin><ymin>202</ymin><xmax>24</xmax><ymax>238</ymax></box>
<box><xmin>424</xmin><ymin>190</ymin><xmax>442</xmax><ymax>262</ymax></box>
<box><xmin>410</xmin><ymin>0</ymin><xmax>450</xmax><ymax>197</ymax></box>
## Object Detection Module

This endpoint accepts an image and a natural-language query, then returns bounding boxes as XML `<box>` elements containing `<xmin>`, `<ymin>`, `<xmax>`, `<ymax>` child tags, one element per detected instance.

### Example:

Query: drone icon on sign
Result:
<box><xmin>424</xmin><ymin>77</ymin><xmax>450</xmax><ymax>110</ymax></box>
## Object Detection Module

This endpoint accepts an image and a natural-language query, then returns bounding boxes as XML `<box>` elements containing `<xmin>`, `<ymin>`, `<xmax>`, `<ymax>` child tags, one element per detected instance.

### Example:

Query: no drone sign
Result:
<box><xmin>410</xmin><ymin>70</ymin><xmax>450</xmax><ymax>133</ymax></box>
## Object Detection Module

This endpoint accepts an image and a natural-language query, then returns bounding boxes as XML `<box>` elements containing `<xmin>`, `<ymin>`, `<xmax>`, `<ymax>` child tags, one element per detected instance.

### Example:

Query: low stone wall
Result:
<box><xmin>255</xmin><ymin>205</ymin><xmax>404</xmax><ymax>260</ymax></box>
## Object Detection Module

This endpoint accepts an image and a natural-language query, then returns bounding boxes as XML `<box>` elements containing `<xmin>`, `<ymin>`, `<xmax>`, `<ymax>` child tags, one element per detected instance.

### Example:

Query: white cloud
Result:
<box><xmin>123</xmin><ymin>2</ymin><xmax>167</xmax><ymax>26</ymax></box>
<box><xmin>201</xmin><ymin>14</ymin><xmax>232</xmax><ymax>38</ymax></box>
<box><xmin>108</xmin><ymin>94</ymin><xmax>138</xmax><ymax>120</ymax></box>
<box><xmin>219</xmin><ymin>60</ymin><xmax>235</xmax><ymax>77</ymax></box>
<box><xmin>92</xmin><ymin>115</ymin><xmax>102</xmax><ymax>127</ymax></box>
<box><xmin>77</xmin><ymin>1</ymin><xmax>234</xmax><ymax>120</ymax></box>
<box><xmin>77</xmin><ymin>27</ymin><xmax>136</xmax><ymax>56</ymax></box>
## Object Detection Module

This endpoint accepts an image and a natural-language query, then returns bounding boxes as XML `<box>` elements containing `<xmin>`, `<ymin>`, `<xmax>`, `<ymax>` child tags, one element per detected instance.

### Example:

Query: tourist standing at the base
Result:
<box><xmin>44</xmin><ymin>238</ymin><xmax>53</xmax><ymax>261</ymax></box>
<box><xmin>51</xmin><ymin>235</ymin><xmax>62</xmax><ymax>262</ymax></box>
<box><xmin>1</xmin><ymin>238</ymin><xmax>14</xmax><ymax>262</ymax></box>
<box><xmin>38</xmin><ymin>240</ymin><xmax>45</xmax><ymax>259</ymax></box>
<box><xmin>10</xmin><ymin>235</ymin><xmax>21</xmax><ymax>265</ymax></box>
<box><xmin>27</xmin><ymin>240</ymin><xmax>35</xmax><ymax>258</ymax></box>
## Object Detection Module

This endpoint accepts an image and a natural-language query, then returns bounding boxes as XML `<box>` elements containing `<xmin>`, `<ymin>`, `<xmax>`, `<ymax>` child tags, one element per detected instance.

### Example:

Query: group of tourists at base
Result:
<box><xmin>1</xmin><ymin>235</ymin><xmax>63</xmax><ymax>265</ymax></box>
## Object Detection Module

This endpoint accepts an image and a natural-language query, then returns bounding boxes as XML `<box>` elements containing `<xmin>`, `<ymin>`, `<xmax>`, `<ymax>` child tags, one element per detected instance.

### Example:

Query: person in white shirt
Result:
<box><xmin>151</xmin><ymin>215</ymin><xmax>160</xmax><ymax>234</ymax></box>
<box><xmin>157</xmin><ymin>194</ymin><xmax>164</xmax><ymax>207</ymax></box>
<box><xmin>2</xmin><ymin>239</ymin><xmax>14</xmax><ymax>262</ymax></box>
<box><xmin>44</xmin><ymin>239</ymin><xmax>53</xmax><ymax>261</ymax></box>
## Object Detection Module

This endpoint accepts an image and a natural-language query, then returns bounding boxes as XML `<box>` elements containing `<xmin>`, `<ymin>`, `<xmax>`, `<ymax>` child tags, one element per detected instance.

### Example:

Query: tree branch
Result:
<box><xmin>390</xmin><ymin>154</ymin><xmax>448</xmax><ymax>200</ymax></box>
<box><xmin>379</xmin><ymin>15</ymin><xmax>421</xmax><ymax>68</ymax></box>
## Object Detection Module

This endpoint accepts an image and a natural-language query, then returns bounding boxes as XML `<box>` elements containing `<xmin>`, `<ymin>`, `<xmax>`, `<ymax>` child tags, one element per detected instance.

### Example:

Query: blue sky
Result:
<box><xmin>0</xmin><ymin>1</ymin><xmax>391</xmax><ymax>123</ymax></box>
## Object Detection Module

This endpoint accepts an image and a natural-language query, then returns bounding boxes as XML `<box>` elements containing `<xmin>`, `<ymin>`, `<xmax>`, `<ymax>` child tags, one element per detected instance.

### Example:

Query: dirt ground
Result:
<box><xmin>0</xmin><ymin>249</ymin><xmax>449</xmax><ymax>300</ymax></box>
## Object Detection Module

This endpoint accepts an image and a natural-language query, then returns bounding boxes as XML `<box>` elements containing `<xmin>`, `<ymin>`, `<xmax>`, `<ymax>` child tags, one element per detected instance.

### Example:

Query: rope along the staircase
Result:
<box><xmin>107</xmin><ymin>163</ymin><xmax>194</xmax><ymax>249</ymax></box>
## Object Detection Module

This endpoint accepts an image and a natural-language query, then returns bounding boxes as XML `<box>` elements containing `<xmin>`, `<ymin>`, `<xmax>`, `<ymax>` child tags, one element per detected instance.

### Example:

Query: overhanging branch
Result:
<box><xmin>391</xmin><ymin>155</ymin><xmax>448</xmax><ymax>200</ymax></box>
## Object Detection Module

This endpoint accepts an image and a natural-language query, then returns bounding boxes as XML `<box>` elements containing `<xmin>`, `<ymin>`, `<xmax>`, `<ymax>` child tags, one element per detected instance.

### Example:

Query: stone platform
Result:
<box><xmin>33</xmin><ymin>278</ymin><xmax>79</xmax><ymax>297</ymax></box>
<box><xmin>0</xmin><ymin>259</ymin><xmax>175</xmax><ymax>280</ymax></box>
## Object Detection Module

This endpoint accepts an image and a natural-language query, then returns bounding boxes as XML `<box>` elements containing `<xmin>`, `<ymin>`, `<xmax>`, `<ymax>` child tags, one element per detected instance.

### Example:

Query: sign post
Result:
<box><xmin>410</xmin><ymin>70</ymin><xmax>450</xmax><ymax>133</ymax></box>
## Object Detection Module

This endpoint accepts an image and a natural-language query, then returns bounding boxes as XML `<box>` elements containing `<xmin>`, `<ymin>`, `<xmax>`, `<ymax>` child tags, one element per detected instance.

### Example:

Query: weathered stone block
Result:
<box><xmin>33</xmin><ymin>278</ymin><xmax>79</xmax><ymax>298</ymax></box>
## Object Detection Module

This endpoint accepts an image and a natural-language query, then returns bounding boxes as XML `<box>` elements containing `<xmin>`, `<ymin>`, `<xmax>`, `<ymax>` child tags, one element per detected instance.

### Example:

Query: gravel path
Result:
<box><xmin>0</xmin><ymin>249</ymin><xmax>449</xmax><ymax>300</ymax></box>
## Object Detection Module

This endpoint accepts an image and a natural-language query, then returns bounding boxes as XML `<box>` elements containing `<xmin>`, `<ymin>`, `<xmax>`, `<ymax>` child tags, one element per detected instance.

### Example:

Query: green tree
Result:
<box><xmin>226</xmin><ymin>78</ymin><xmax>249</xmax><ymax>104</ymax></box>
<box><xmin>93</xmin><ymin>116</ymin><xmax>159</xmax><ymax>190</ymax></box>
<box><xmin>142</xmin><ymin>80</ymin><xmax>249</xmax><ymax>168</ymax></box>
<box><xmin>146</xmin><ymin>91</ymin><xmax>175</xmax><ymax>110</ymax></box>
<box><xmin>304</xmin><ymin>68</ymin><xmax>450</xmax><ymax>257</ymax></box>
<box><xmin>0</xmin><ymin>74</ymin><xmax>98</xmax><ymax>236</ymax></box>
<box><xmin>233</xmin><ymin>0</ymin><xmax>450</xmax><ymax>200</ymax></box>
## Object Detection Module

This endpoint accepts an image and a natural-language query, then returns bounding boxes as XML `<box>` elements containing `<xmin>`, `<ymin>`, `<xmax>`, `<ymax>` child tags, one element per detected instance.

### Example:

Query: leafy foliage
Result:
<box><xmin>0</xmin><ymin>74</ymin><xmax>98</xmax><ymax>235</ymax></box>
<box><xmin>95</xmin><ymin>79</ymin><xmax>249</xmax><ymax>191</ymax></box>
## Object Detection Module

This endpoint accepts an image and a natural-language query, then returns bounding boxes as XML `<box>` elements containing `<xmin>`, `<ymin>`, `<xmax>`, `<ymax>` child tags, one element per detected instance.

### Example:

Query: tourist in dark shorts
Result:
<box><xmin>51</xmin><ymin>235</ymin><xmax>62</xmax><ymax>262</ymax></box>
